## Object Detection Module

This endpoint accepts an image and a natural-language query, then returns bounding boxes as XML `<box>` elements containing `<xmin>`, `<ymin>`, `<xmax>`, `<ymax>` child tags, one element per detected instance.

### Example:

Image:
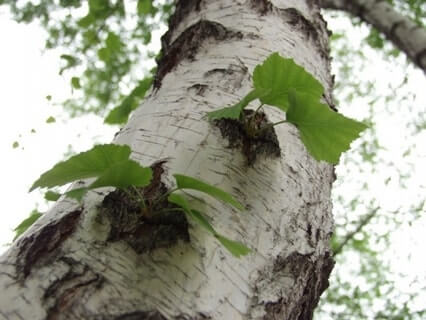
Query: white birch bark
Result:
<box><xmin>320</xmin><ymin>0</ymin><xmax>426</xmax><ymax>72</ymax></box>
<box><xmin>0</xmin><ymin>1</ymin><xmax>335</xmax><ymax>319</ymax></box>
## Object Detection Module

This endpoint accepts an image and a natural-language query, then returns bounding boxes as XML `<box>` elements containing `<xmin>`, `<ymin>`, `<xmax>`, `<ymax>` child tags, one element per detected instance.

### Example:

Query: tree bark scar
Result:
<box><xmin>111</xmin><ymin>311</ymin><xmax>167</xmax><ymax>320</ymax></box>
<box><xmin>108</xmin><ymin>311</ymin><xmax>210</xmax><ymax>320</ymax></box>
<box><xmin>161</xmin><ymin>0</ymin><xmax>203</xmax><ymax>52</ymax></box>
<box><xmin>44</xmin><ymin>257</ymin><xmax>104</xmax><ymax>320</ymax></box>
<box><xmin>283</xmin><ymin>8</ymin><xmax>320</xmax><ymax>43</ymax></box>
<box><xmin>263</xmin><ymin>252</ymin><xmax>334</xmax><ymax>320</ymax></box>
<box><xmin>154</xmin><ymin>20</ymin><xmax>243</xmax><ymax>89</ymax></box>
<box><xmin>17</xmin><ymin>209</ymin><xmax>82</xmax><ymax>279</ymax></box>
<box><xmin>100</xmin><ymin>160</ymin><xmax>190</xmax><ymax>254</ymax></box>
<box><xmin>249</xmin><ymin>0</ymin><xmax>273</xmax><ymax>15</ymax></box>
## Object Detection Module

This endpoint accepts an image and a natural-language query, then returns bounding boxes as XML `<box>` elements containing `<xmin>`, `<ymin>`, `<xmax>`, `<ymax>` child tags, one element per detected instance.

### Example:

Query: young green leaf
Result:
<box><xmin>13</xmin><ymin>210</ymin><xmax>42</xmax><ymax>241</ymax></box>
<box><xmin>174</xmin><ymin>174</ymin><xmax>243</xmax><ymax>210</ymax></box>
<box><xmin>137</xmin><ymin>0</ymin><xmax>153</xmax><ymax>15</ymax></box>
<box><xmin>90</xmin><ymin>160</ymin><xmax>152</xmax><ymax>189</ymax></box>
<box><xmin>168</xmin><ymin>193</ymin><xmax>192</xmax><ymax>214</ymax></box>
<box><xmin>188</xmin><ymin>209</ymin><xmax>216</xmax><ymax>235</ymax></box>
<box><xmin>105</xmin><ymin>77</ymin><xmax>153</xmax><ymax>124</ymax></box>
<box><xmin>168</xmin><ymin>194</ymin><xmax>250</xmax><ymax>257</ymax></box>
<box><xmin>30</xmin><ymin>144</ymin><xmax>132</xmax><ymax>191</ymax></box>
<box><xmin>253</xmin><ymin>52</ymin><xmax>323</xmax><ymax>111</ymax></box>
<box><xmin>46</xmin><ymin>116</ymin><xmax>56</xmax><ymax>123</ymax></box>
<box><xmin>287</xmin><ymin>90</ymin><xmax>368</xmax><ymax>164</ymax></box>
<box><xmin>207</xmin><ymin>89</ymin><xmax>260</xmax><ymax>120</ymax></box>
<box><xmin>65</xmin><ymin>187</ymin><xmax>89</xmax><ymax>201</ymax></box>
<box><xmin>169</xmin><ymin>194</ymin><xmax>215</xmax><ymax>233</ymax></box>
<box><xmin>44</xmin><ymin>190</ymin><xmax>61</xmax><ymax>201</ymax></box>
<box><xmin>71</xmin><ymin>77</ymin><xmax>81</xmax><ymax>89</ymax></box>
<box><xmin>215</xmin><ymin>234</ymin><xmax>251</xmax><ymax>258</ymax></box>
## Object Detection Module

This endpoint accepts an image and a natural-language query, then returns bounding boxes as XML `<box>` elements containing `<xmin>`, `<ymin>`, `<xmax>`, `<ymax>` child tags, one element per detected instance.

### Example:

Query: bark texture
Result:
<box><xmin>0</xmin><ymin>1</ymin><xmax>335</xmax><ymax>319</ymax></box>
<box><xmin>320</xmin><ymin>0</ymin><xmax>426</xmax><ymax>72</ymax></box>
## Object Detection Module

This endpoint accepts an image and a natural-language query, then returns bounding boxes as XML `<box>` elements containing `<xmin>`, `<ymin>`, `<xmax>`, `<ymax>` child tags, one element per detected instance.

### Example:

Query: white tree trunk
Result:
<box><xmin>320</xmin><ymin>0</ymin><xmax>426</xmax><ymax>72</ymax></box>
<box><xmin>0</xmin><ymin>1</ymin><xmax>335</xmax><ymax>319</ymax></box>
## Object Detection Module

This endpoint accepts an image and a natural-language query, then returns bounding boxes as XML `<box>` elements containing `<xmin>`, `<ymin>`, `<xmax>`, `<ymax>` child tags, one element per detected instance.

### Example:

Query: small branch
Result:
<box><xmin>333</xmin><ymin>207</ymin><xmax>379</xmax><ymax>256</ymax></box>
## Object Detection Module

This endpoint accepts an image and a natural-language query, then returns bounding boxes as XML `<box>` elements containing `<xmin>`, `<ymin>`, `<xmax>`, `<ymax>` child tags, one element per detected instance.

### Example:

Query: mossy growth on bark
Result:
<box><xmin>99</xmin><ymin>161</ymin><xmax>190</xmax><ymax>254</ymax></box>
<box><xmin>214</xmin><ymin>109</ymin><xmax>281</xmax><ymax>165</ymax></box>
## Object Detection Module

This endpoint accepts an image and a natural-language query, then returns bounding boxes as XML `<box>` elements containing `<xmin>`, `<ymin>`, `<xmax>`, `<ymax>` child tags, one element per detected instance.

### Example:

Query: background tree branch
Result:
<box><xmin>320</xmin><ymin>0</ymin><xmax>426</xmax><ymax>72</ymax></box>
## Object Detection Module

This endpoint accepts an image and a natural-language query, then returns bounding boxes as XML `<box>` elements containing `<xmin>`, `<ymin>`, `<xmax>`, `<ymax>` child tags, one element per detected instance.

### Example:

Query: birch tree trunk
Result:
<box><xmin>320</xmin><ymin>0</ymin><xmax>426</xmax><ymax>72</ymax></box>
<box><xmin>0</xmin><ymin>1</ymin><xmax>335</xmax><ymax>319</ymax></box>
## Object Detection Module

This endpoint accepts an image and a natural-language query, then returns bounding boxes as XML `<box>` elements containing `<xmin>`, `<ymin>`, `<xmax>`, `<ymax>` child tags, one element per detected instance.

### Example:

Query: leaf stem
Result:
<box><xmin>131</xmin><ymin>186</ymin><xmax>146</xmax><ymax>209</ymax></box>
<box><xmin>255</xmin><ymin>119</ymin><xmax>289</xmax><ymax>136</ymax></box>
<box><xmin>149</xmin><ymin>187</ymin><xmax>180</xmax><ymax>209</ymax></box>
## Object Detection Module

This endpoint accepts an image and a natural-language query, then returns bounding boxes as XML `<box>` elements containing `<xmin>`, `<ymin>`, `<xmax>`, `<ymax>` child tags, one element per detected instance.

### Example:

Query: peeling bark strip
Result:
<box><xmin>17</xmin><ymin>209</ymin><xmax>82</xmax><ymax>278</ymax></box>
<box><xmin>154</xmin><ymin>20</ymin><xmax>243</xmax><ymax>89</ymax></box>
<box><xmin>320</xmin><ymin>0</ymin><xmax>426</xmax><ymax>72</ymax></box>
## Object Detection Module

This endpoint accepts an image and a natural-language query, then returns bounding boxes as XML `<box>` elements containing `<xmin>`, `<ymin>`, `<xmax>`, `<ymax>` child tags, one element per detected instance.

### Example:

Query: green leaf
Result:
<box><xmin>105</xmin><ymin>77</ymin><xmax>153</xmax><ymax>124</ymax></box>
<box><xmin>71</xmin><ymin>77</ymin><xmax>81</xmax><ymax>89</ymax></box>
<box><xmin>287</xmin><ymin>90</ymin><xmax>368</xmax><ymax>164</ymax></box>
<box><xmin>65</xmin><ymin>187</ymin><xmax>89</xmax><ymax>201</ymax></box>
<box><xmin>30</xmin><ymin>144</ymin><xmax>132</xmax><ymax>191</ymax></box>
<box><xmin>188</xmin><ymin>209</ymin><xmax>216</xmax><ymax>235</ymax></box>
<box><xmin>207</xmin><ymin>89</ymin><xmax>260</xmax><ymax>120</ymax></box>
<box><xmin>174</xmin><ymin>174</ymin><xmax>243</xmax><ymax>210</ymax></box>
<box><xmin>90</xmin><ymin>160</ymin><xmax>152</xmax><ymax>189</ymax></box>
<box><xmin>253</xmin><ymin>52</ymin><xmax>323</xmax><ymax>111</ymax></box>
<box><xmin>215</xmin><ymin>234</ymin><xmax>251</xmax><ymax>257</ymax></box>
<box><xmin>106</xmin><ymin>32</ymin><xmax>122</xmax><ymax>53</ymax></box>
<box><xmin>13</xmin><ymin>210</ymin><xmax>42</xmax><ymax>241</ymax></box>
<box><xmin>168</xmin><ymin>194</ymin><xmax>215</xmax><ymax>234</ymax></box>
<box><xmin>168</xmin><ymin>193</ymin><xmax>192</xmax><ymax>215</ymax></box>
<box><xmin>97</xmin><ymin>47</ymin><xmax>110</xmax><ymax>62</ymax></box>
<box><xmin>168</xmin><ymin>194</ymin><xmax>250</xmax><ymax>257</ymax></box>
<box><xmin>44</xmin><ymin>190</ymin><xmax>61</xmax><ymax>201</ymax></box>
<box><xmin>46</xmin><ymin>116</ymin><xmax>56</xmax><ymax>123</ymax></box>
<box><xmin>12</xmin><ymin>141</ymin><xmax>19</xmax><ymax>148</ymax></box>
<box><xmin>137</xmin><ymin>0</ymin><xmax>152</xmax><ymax>15</ymax></box>
<box><xmin>59</xmin><ymin>54</ymin><xmax>78</xmax><ymax>74</ymax></box>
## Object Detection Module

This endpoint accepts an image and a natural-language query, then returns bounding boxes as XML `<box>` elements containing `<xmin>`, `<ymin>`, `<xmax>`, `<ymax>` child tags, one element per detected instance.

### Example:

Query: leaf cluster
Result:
<box><xmin>208</xmin><ymin>53</ymin><xmax>367</xmax><ymax>164</ymax></box>
<box><xmin>28</xmin><ymin>144</ymin><xmax>250</xmax><ymax>257</ymax></box>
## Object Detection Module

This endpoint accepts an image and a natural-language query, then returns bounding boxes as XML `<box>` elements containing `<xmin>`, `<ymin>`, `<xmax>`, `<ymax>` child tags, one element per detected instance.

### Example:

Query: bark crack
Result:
<box><xmin>44</xmin><ymin>257</ymin><xmax>105</xmax><ymax>320</ymax></box>
<box><xmin>154</xmin><ymin>20</ymin><xmax>243</xmax><ymax>89</ymax></box>
<box><xmin>16</xmin><ymin>209</ymin><xmax>82</xmax><ymax>279</ymax></box>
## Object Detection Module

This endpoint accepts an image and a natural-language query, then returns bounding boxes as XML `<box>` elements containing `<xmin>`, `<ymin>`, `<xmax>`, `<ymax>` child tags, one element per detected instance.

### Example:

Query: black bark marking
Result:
<box><xmin>161</xmin><ymin>0</ymin><xmax>203</xmax><ymax>53</ymax></box>
<box><xmin>187</xmin><ymin>84</ymin><xmax>208</xmax><ymax>96</ymax></box>
<box><xmin>44</xmin><ymin>257</ymin><xmax>104</xmax><ymax>320</ymax></box>
<box><xmin>415</xmin><ymin>48</ymin><xmax>426</xmax><ymax>70</ymax></box>
<box><xmin>111</xmin><ymin>311</ymin><xmax>166</xmax><ymax>320</ymax></box>
<box><xmin>17</xmin><ymin>209</ymin><xmax>82</xmax><ymax>279</ymax></box>
<box><xmin>203</xmin><ymin>63</ymin><xmax>249</xmax><ymax>90</ymax></box>
<box><xmin>264</xmin><ymin>252</ymin><xmax>334</xmax><ymax>320</ymax></box>
<box><xmin>155</xmin><ymin>20</ymin><xmax>243</xmax><ymax>89</ymax></box>
<box><xmin>283</xmin><ymin>8</ymin><xmax>320</xmax><ymax>43</ymax></box>
<box><xmin>109</xmin><ymin>311</ymin><xmax>210</xmax><ymax>320</ymax></box>
<box><xmin>100</xmin><ymin>160</ymin><xmax>190</xmax><ymax>254</ymax></box>
<box><xmin>249</xmin><ymin>0</ymin><xmax>273</xmax><ymax>15</ymax></box>
<box><xmin>214</xmin><ymin>110</ymin><xmax>280</xmax><ymax>165</ymax></box>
